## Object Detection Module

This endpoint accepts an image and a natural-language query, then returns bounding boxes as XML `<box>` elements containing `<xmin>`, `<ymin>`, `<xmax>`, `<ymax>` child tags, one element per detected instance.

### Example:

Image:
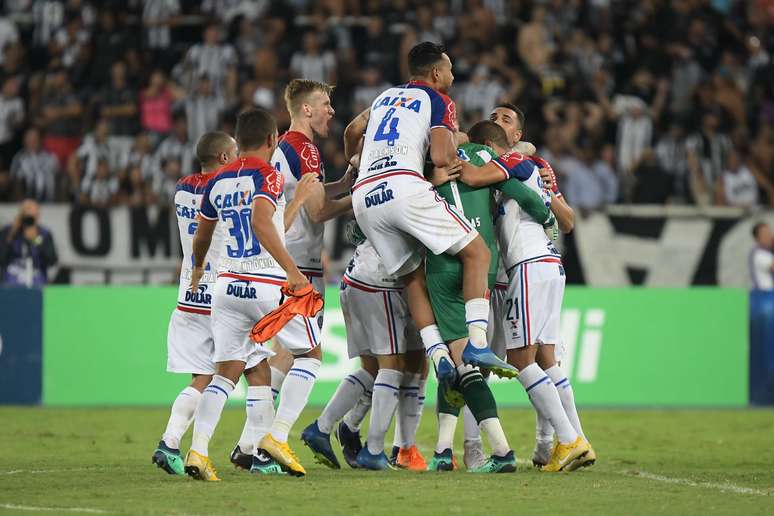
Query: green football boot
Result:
<box><xmin>468</xmin><ymin>450</ymin><xmax>516</xmax><ymax>473</ymax></box>
<box><xmin>152</xmin><ymin>440</ymin><xmax>185</xmax><ymax>475</ymax></box>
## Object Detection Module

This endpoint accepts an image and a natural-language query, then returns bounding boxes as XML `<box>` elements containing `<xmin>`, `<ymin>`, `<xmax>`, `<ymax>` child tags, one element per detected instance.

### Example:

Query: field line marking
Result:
<box><xmin>0</xmin><ymin>503</ymin><xmax>111</xmax><ymax>514</ymax></box>
<box><xmin>620</xmin><ymin>470</ymin><xmax>773</xmax><ymax>497</ymax></box>
<box><xmin>0</xmin><ymin>467</ymin><xmax>110</xmax><ymax>476</ymax></box>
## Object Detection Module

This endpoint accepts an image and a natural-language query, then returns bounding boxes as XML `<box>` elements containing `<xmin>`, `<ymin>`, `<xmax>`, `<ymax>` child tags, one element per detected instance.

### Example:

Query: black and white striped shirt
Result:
<box><xmin>142</xmin><ymin>0</ymin><xmax>181</xmax><ymax>49</ymax></box>
<box><xmin>152</xmin><ymin>135</ymin><xmax>195</xmax><ymax>181</ymax></box>
<box><xmin>185</xmin><ymin>94</ymin><xmax>226</xmax><ymax>143</ymax></box>
<box><xmin>10</xmin><ymin>149</ymin><xmax>59</xmax><ymax>201</ymax></box>
<box><xmin>184</xmin><ymin>43</ymin><xmax>237</xmax><ymax>94</ymax></box>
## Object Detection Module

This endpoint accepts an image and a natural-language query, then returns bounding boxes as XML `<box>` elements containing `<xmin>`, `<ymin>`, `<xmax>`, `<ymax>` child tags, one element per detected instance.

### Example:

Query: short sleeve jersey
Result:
<box><xmin>271</xmin><ymin>130</ymin><xmax>325</xmax><ymax>275</ymax></box>
<box><xmin>358</xmin><ymin>80</ymin><xmax>457</xmax><ymax>182</ymax></box>
<box><xmin>173</xmin><ymin>172</ymin><xmax>223</xmax><ymax>315</ymax></box>
<box><xmin>342</xmin><ymin>239</ymin><xmax>404</xmax><ymax>292</ymax></box>
<box><xmin>492</xmin><ymin>151</ymin><xmax>559</xmax><ymax>270</ymax></box>
<box><xmin>199</xmin><ymin>156</ymin><xmax>287</xmax><ymax>279</ymax></box>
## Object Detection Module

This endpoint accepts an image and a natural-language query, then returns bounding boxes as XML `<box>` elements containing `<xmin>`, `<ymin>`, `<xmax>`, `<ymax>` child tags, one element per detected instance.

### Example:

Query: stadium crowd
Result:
<box><xmin>0</xmin><ymin>0</ymin><xmax>771</xmax><ymax>211</ymax></box>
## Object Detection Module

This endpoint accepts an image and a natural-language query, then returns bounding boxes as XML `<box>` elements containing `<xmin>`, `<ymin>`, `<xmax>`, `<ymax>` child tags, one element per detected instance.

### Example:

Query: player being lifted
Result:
<box><xmin>343</xmin><ymin>42</ymin><xmax>516</xmax><ymax>400</ymax></box>
<box><xmin>184</xmin><ymin>108</ymin><xmax>319</xmax><ymax>480</ymax></box>
<box><xmin>151</xmin><ymin>131</ymin><xmax>237</xmax><ymax>476</ymax></box>
<box><xmin>489</xmin><ymin>103</ymin><xmax>593</xmax><ymax>468</ymax></box>
<box><xmin>459</xmin><ymin>119</ymin><xmax>594</xmax><ymax>473</ymax></box>
<box><xmin>425</xmin><ymin>121</ymin><xmax>555</xmax><ymax>472</ymax></box>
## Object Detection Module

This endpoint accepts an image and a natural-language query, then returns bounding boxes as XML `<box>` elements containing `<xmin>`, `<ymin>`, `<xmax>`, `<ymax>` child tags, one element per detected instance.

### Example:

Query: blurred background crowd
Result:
<box><xmin>0</xmin><ymin>0</ymin><xmax>772</xmax><ymax>212</ymax></box>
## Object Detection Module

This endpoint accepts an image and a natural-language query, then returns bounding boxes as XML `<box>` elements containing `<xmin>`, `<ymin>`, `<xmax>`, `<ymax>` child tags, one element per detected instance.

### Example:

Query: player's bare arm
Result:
<box><xmin>429</xmin><ymin>127</ymin><xmax>457</xmax><ymax>167</ymax></box>
<box><xmin>550</xmin><ymin>193</ymin><xmax>575</xmax><ymax>233</ymax></box>
<box><xmin>324</xmin><ymin>161</ymin><xmax>358</xmax><ymax>198</ymax></box>
<box><xmin>251</xmin><ymin>197</ymin><xmax>309</xmax><ymax>292</ymax></box>
<box><xmin>459</xmin><ymin>160</ymin><xmax>507</xmax><ymax>188</ymax></box>
<box><xmin>190</xmin><ymin>217</ymin><xmax>216</xmax><ymax>291</ymax></box>
<box><xmin>344</xmin><ymin>108</ymin><xmax>370</xmax><ymax>162</ymax></box>
<box><xmin>304</xmin><ymin>186</ymin><xmax>353</xmax><ymax>224</ymax></box>
<box><xmin>428</xmin><ymin>161</ymin><xmax>462</xmax><ymax>186</ymax></box>
<box><xmin>284</xmin><ymin>173</ymin><xmax>320</xmax><ymax>231</ymax></box>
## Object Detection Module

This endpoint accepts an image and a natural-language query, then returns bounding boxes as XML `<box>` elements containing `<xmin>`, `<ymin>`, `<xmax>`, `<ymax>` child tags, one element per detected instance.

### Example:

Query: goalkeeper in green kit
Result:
<box><xmin>424</xmin><ymin>121</ymin><xmax>555</xmax><ymax>472</ymax></box>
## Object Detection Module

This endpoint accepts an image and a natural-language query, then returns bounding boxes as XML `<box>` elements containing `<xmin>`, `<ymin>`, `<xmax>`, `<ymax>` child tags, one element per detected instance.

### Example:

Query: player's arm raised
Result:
<box><xmin>251</xmin><ymin>197</ymin><xmax>309</xmax><ymax>292</ymax></box>
<box><xmin>344</xmin><ymin>108</ymin><xmax>370</xmax><ymax>163</ymax></box>
<box><xmin>191</xmin><ymin>217</ymin><xmax>216</xmax><ymax>291</ymax></box>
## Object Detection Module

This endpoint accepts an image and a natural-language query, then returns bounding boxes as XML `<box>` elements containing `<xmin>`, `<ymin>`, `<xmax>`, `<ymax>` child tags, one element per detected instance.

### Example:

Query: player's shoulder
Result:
<box><xmin>279</xmin><ymin>131</ymin><xmax>321</xmax><ymax>174</ymax></box>
<box><xmin>175</xmin><ymin>172</ymin><xmax>209</xmax><ymax>194</ymax></box>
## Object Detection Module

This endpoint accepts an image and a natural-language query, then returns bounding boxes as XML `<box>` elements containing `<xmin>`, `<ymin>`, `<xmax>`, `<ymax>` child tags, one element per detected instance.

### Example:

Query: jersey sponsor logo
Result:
<box><xmin>185</xmin><ymin>284</ymin><xmax>212</xmax><ymax>305</ymax></box>
<box><xmin>175</xmin><ymin>204</ymin><xmax>199</xmax><ymax>220</ymax></box>
<box><xmin>226</xmin><ymin>280</ymin><xmax>257</xmax><ymax>299</ymax></box>
<box><xmin>373</xmin><ymin>94</ymin><xmax>422</xmax><ymax>113</ymax></box>
<box><xmin>367</xmin><ymin>155</ymin><xmax>397</xmax><ymax>172</ymax></box>
<box><xmin>214</xmin><ymin>189</ymin><xmax>253</xmax><ymax>209</ymax></box>
<box><xmin>300</xmin><ymin>143</ymin><xmax>321</xmax><ymax>176</ymax></box>
<box><xmin>364</xmin><ymin>181</ymin><xmax>394</xmax><ymax>208</ymax></box>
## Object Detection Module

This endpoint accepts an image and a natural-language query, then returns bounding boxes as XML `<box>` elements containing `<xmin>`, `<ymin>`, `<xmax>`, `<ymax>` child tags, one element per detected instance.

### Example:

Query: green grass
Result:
<box><xmin>1</xmin><ymin>407</ymin><xmax>773</xmax><ymax>515</ymax></box>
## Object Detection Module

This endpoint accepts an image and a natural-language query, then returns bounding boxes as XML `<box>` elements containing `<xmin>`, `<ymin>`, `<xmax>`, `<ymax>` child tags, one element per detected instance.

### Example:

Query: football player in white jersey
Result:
<box><xmin>301</xmin><ymin>222</ymin><xmax>428</xmax><ymax>470</ymax></box>
<box><xmin>184</xmin><ymin>108</ymin><xmax>316</xmax><ymax>480</ymax></box>
<box><xmin>151</xmin><ymin>131</ymin><xmax>237</xmax><ymax>476</ymax></box>
<box><xmin>265</xmin><ymin>79</ymin><xmax>354</xmax><ymax>409</ymax></box>
<box><xmin>488</xmin><ymin>103</ymin><xmax>595</xmax><ymax>469</ymax></box>
<box><xmin>460</xmin><ymin>136</ymin><xmax>595</xmax><ymax>472</ymax></box>
<box><xmin>343</xmin><ymin>42</ymin><xmax>516</xmax><ymax>402</ymax></box>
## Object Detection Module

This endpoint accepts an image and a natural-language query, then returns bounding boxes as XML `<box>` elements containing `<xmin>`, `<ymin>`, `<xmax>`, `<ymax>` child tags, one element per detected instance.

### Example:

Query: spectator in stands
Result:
<box><xmin>98</xmin><ymin>61</ymin><xmax>138</xmax><ymax>160</ymax></box>
<box><xmin>290</xmin><ymin>31</ymin><xmax>336</xmax><ymax>84</ymax></box>
<box><xmin>718</xmin><ymin>150</ymin><xmax>759</xmax><ymax>208</ymax></box>
<box><xmin>560</xmin><ymin>144</ymin><xmax>618</xmax><ymax>211</ymax></box>
<box><xmin>142</xmin><ymin>0</ymin><xmax>181</xmax><ymax>67</ymax></box>
<box><xmin>10</xmin><ymin>128</ymin><xmax>58</xmax><ymax>202</ymax></box>
<box><xmin>139</xmin><ymin>70</ymin><xmax>185</xmax><ymax>147</ymax></box>
<box><xmin>0</xmin><ymin>198</ymin><xmax>58</xmax><ymax>287</ymax></box>
<box><xmin>151</xmin><ymin>156</ymin><xmax>181</xmax><ymax>204</ymax></box>
<box><xmin>126</xmin><ymin>132</ymin><xmax>155</xmax><ymax>182</ymax></box>
<box><xmin>152</xmin><ymin>113</ymin><xmax>194</xmax><ymax>181</ymax></box>
<box><xmin>117</xmin><ymin>164</ymin><xmax>151</xmax><ymax>207</ymax></box>
<box><xmin>632</xmin><ymin>149</ymin><xmax>673</xmax><ymax>204</ymax></box>
<box><xmin>655</xmin><ymin>122</ymin><xmax>690</xmax><ymax>203</ymax></box>
<box><xmin>353</xmin><ymin>66</ymin><xmax>389</xmax><ymax>114</ymax></box>
<box><xmin>67</xmin><ymin>118</ymin><xmax>120</xmax><ymax>199</ymax></box>
<box><xmin>80</xmin><ymin>157</ymin><xmax>118</xmax><ymax>208</ymax></box>
<box><xmin>179</xmin><ymin>21</ymin><xmax>237</xmax><ymax>97</ymax></box>
<box><xmin>686</xmin><ymin>111</ymin><xmax>734</xmax><ymax>206</ymax></box>
<box><xmin>0</xmin><ymin>77</ymin><xmax>24</xmax><ymax>169</ymax></box>
<box><xmin>750</xmin><ymin>222</ymin><xmax>774</xmax><ymax>290</ymax></box>
<box><xmin>185</xmin><ymin>74</ymin><xmax>225</xmax><ymax>143</ymax></box>
<box><xmin>0</xmin><ymin>14</ymin><xmax>19</xmax><ymax>67</ymax></box>
<box><xmin>38</xmin><ymin>68</ymin><xmax>82</xmax><ymax>168</ymax></box>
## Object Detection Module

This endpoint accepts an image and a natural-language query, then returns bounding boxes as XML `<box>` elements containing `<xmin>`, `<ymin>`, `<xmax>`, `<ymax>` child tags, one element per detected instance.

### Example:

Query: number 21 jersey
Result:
<box><xmin>358</xmin><ymin>80</ymin><xmax>457</xmax><ymax>181</ymax></box>
<box><xmin>199</xmin><ymin>156</ymin><xmax>287</xmax><ymax>280</ymax></box>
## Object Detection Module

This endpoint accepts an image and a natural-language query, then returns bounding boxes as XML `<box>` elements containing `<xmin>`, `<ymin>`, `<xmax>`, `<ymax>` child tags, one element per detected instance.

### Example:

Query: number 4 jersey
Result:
<box><xmin>358</xmin><ymin>80</ymin><xmax>457</xmax><ymax>181</ymax></box>
<box><xmin>199</xmin><ymin>156</ymin><xmax>287</xmax><ymax>281</ymax></box>
<box><xmin>174</xmin><ymin>172</ymin><xmax>224</xmax><ymax>315</ymax></box>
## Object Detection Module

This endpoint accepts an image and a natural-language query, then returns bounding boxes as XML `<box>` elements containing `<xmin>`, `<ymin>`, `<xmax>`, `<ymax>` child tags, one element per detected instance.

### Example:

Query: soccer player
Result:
<box><xmin>343</xmin><ymin>42</ymin><xmax>516</xmax><ymax>401</ymax></box>
<box><xmin>151</xmin><ymin>131</ymin><xmax>237</xmax><ymax>476</ymax></box>
<box><xmin>489</xmin><ymin>103</ymin><xmax>594</xmax><ymax>469</ymax></box>
<box><xmin>184</xmin><ymin>108</ymin><xmax>317</xmax><ymax>480</ymax></box>
<box><xmin>301</xmin><ymin>226</ymin><xmax>427</xmax><ymax>470</ymax></box>
<box><xmin>426</xmin><ymin>121</ymin><xmax>555</xmax><ymax>473</ymax></box>
<box><xmin>459</xmin><ymin>126</ymin><xmax>593</xmax><ymax>473</ymax></box>
<box><xmin>259</xmin><ymin>78</ymin><xmax>354</xmax><ymax>412</ymax></box>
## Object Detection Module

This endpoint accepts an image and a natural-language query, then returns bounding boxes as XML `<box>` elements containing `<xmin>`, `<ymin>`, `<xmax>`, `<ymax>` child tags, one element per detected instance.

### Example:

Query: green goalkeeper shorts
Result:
<box><xmin>426</xmin><ymin>272</ymin><xmax>496</xmax><ymax>343</ymax></box>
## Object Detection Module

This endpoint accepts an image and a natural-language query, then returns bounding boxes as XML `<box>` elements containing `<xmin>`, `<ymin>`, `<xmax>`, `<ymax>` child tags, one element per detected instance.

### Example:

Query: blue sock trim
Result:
<box><xmin>525</xmin><ymin>376</ymin><xmax>550</xmax><ymax>393</ymax></box>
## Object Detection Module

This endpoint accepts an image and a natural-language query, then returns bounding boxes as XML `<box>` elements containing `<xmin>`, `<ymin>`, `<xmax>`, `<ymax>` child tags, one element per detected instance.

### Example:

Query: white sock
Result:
<box><xmin>367</xmin><ymin>369</ymin><xmax>403</xmax><ymax>455</ymax></box>
<box><xmin>463</xmin><ymin>405</ymin><xmax>482</xmax><ymax>442</ymax></box>
<box><xmin>343</xmin><ymin>391</ymin><xmax>372</xmax><ymax>431</ymax></box>
<box><xmin>270</xmin><ymin>366</ymin><xmax>286</xmax><ymax>402</ymax></box>
<box><xmin>238</xmin><ymin>386</ymin><xmax>273</xmax><ymax>455</ymax></box>
<box><xmin>318</xmin><ymin>368</ymin><xmax>374</xmax><ymax>434</ymax></box>
<box><xmin>465</xmin><ymin>298</ymin><xmax>489</xmax><ymax>349</ymax></box>
<box><xmin>517</xmin><ymin>363</ymin><xmax>578</xmax><ymax>444</ymax></box>
<box><xmin>436</xmin><ymin>413</ymin><xmax>457</xmax><ymax>453</ymax></box>
<box><xmin>191</xmin><ymin>375</ymin><xmax>235</xmax><ymax>456</ymax></box>
<box><xmin>271</xmin><ymin>357</ymin><xmax>320</xmax><ymax>442</ymax></box>
<box><xmin>162</xmin><ymin>386</ymin><xmax>201</xmax><ymax>449</ymax></box>
<box><xmin>480</xmin><ymin>417</ymin><xmax>510</xmax><ymax>457</ymax></box>
<box><xmin>420</xmin><ymin>324</ymin><xmax>450</xmax><ymax>369</ymax></box>
<box><xmin>536</xmin><ymin>412</ymin><xmax>554</xmax><ymax>444</ymax></box>
<box><xmin>394</xmin><ymin>373</ymin><xmax>421</xmax><ymax>448</ymax></box>
<box><xmin>545</xmin><ymin>365</ymin><xmax>585</xmax><ymax>439</ymax></box>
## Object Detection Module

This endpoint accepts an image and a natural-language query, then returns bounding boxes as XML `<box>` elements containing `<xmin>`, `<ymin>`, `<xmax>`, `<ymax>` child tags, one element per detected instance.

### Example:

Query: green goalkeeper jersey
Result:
<box><xmin>426</xmin><ymin>143</ymin><xmax>500</xmax><ymax>277</ymax></box>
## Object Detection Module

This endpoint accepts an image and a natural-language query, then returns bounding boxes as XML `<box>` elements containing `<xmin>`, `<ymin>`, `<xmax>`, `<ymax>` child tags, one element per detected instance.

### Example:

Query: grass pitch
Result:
<box><xmin>1</xmin><ymin>407</ymin><xmax>772</xmax><ymax>515</ymax></box>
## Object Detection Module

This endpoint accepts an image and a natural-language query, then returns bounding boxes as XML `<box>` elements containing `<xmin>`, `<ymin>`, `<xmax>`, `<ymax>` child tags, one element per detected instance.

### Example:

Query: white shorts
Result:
<box><xmin>166</xmin><ymin>310</ymin><xmax>216</xmax><ymax>375</ymax></box>
<box><xmin>489</xmin><ymin>284</ymin><xmax>508</xmax><ymax>360</ymax></box>
<box><xmin>501</xmin><ymin>259</ymin><xmax>565</xmax><ymax>349</ymax></box>
<box><xmin>341</xmin><ymin>283</ymin><xmax>422</xmax><ymax>358</ymax></box>
<box><xmin>352</xmin><ymin>173</ymin><xmax>478</xmax><ymax>276</ymax></box>
<box><xmin>276</xmin><ymin>273</ymin><xmax>325</xmax><ymax>349</ymax></box>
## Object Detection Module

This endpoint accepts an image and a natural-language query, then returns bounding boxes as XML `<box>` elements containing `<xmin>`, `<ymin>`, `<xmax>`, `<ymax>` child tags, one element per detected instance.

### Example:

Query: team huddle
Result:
<box><xmin>152</xmin><ymin>42</ymin><xmax>596</xmax><ymax>480</ymax></box>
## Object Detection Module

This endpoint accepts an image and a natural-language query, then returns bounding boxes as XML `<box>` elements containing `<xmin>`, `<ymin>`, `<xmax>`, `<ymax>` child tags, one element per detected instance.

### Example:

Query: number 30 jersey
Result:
<box><xmin>199</xmin><ymin>156</ymin><xmax>287</xmax><ymax>280</ymax></box>
<box><xmin>174</xmin><ymin>172</ymin><xmax>224</xmax><ymax>315</ymax></box>
<box><xmin>358</xmin><ymin>80</ymin><xmax>457</xmax><ymax>181</ymax></box>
